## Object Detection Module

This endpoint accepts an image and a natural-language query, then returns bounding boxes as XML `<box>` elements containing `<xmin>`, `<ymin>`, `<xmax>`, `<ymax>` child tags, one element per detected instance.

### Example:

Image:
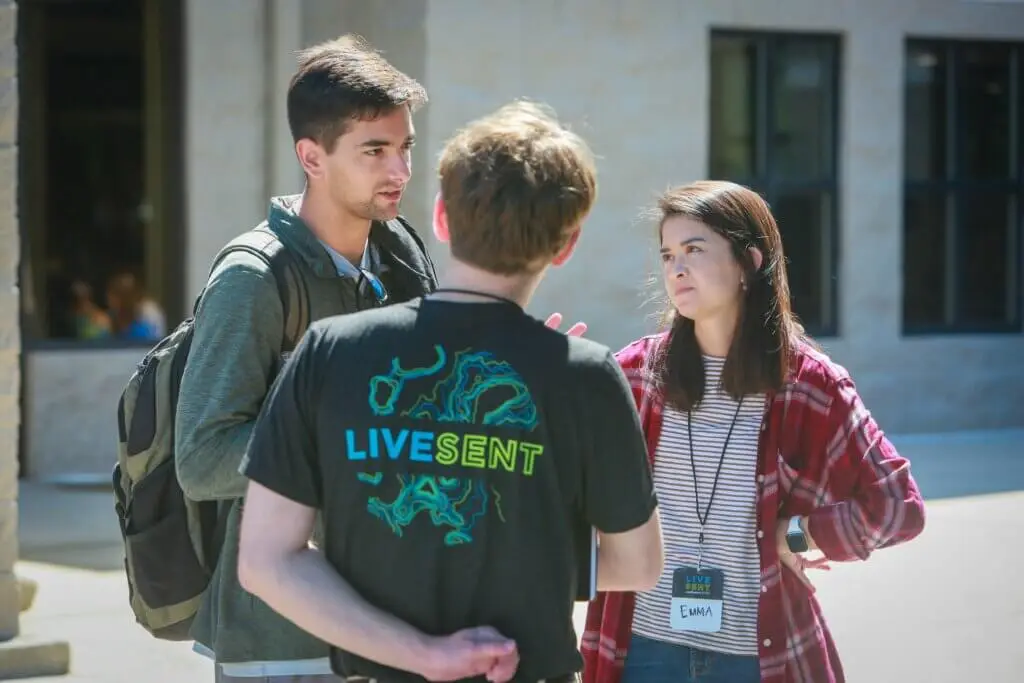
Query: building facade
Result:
<box><xmin>12</xmin><ymin>0</ymin><xmax>1024</xmax><ymax>483</ymax></box>
<box><xmin>2</xmin><ymin>0</ymin><xmax>19</xmax><ymax>644</ymax></box>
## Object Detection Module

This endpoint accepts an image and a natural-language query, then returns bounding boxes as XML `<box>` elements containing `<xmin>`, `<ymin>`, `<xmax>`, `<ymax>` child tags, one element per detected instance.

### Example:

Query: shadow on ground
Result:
<box><xmin>20</xmin><ymin>544</ymin><xmax>125</xmax><ymax>572</ymax></box>
<box><xmin>18</xmin><ymin>481</ymin><xmax>125</xmax><ymax>572</ymax></box>
<box><xmin>15</xmin><ymin>429</ymin><xmax>1024</xmax><ymax>572</ymax></box>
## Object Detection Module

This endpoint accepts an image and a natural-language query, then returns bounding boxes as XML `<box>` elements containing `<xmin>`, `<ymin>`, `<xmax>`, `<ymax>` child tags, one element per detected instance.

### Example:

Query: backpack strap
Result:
<box><xmin>194</xmin><ymin>228</ymin><xmax>311</xmax><ymax>353</ymax></box>
<box><xmin>251</xmin><ymin>226</ymin><xmax>311</xmax><ymax>353</ymax></box>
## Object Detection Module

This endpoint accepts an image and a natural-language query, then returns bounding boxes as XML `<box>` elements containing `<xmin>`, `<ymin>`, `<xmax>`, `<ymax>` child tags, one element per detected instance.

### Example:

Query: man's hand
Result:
<box><xmin>545</xmin><ymin>312</ymin><xmax>587</xmax><ymax>337</ymax></box>
<box><xmin>776</xmin><ymin>518</ymin><xmax>830</xmax><ymax>593</ymax></box>
<box><xmin>419</xmin><ymin>626</ymin><xmax>519</xmax><ymax>683</ymax></box>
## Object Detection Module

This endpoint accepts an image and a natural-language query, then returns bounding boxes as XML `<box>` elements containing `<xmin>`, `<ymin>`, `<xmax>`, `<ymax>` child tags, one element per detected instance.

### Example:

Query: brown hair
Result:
<box><xmin>653</xmin><ymin>180</ymin><xmax>805</xmax><ymax>410</ymax></box>
<box><xmin>437</xmin><ymin>100</ymin><xmax>597</xmax><ymax>275</ymax></box>
<box><xmin>287</xmin><ymin>34</ymin><xmax>427</xmax><ymax>152</ymax></box>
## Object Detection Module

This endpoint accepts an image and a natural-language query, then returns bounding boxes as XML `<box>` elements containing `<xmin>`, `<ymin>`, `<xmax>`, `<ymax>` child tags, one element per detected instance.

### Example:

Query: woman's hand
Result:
<box><xmin>776</xmin><ymin>518</ymin><xmax>831</xmax><ymax>593</ymax></box>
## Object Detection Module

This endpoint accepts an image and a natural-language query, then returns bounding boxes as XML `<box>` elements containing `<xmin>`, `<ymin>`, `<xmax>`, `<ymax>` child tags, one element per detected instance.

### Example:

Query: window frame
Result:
<box><xmin>902</xmin><ymin>37</ymin><xmax>1024</xmax><ymax>336</ymax></box>
<box><xmin>16</xmin><ymin>0</ymin><xmax>186</xmax><ymax>351</ymax></box>
<box><xmin>708</xmin><ymin>29</ymin><xmax>843</xmax><ymax>338</ymax></box>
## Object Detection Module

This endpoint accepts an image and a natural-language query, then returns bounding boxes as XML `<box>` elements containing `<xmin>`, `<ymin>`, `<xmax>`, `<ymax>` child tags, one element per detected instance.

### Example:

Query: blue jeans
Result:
<box><xmin>621</xmin><ymin>632</ymin><xmax>760</xmax><ymax>683</ymax></box>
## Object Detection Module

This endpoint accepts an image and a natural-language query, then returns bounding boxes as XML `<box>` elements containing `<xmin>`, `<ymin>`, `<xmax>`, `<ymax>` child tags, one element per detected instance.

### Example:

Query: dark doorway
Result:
<box><xmin>16</xmin><ymin>0</ymin><xmax>185</xmax><ymax>476</ymax></box>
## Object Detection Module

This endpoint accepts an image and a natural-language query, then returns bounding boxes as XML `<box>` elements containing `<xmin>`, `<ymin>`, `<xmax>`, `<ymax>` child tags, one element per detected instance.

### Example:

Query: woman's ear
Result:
<box><xmin>748</xmin><ymin>246</ymin><xmax>764</xmax><ymax>273</ymax></box>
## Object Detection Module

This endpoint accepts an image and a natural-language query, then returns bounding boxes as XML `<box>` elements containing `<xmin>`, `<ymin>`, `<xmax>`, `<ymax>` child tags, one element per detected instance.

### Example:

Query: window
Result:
<box><xmin>17</xmin><ymin>0</ymin><xmax>184</xmax><ymax>346</ymax></box>
<box><xmin>903</xmin><ymin>40</ymin><xmax>1023</xmax><ymax>333</ymax></box>
<box><xmin>709</xmin><ymin>31</ymin><xmax>841</xmax><ymax>335</ymax></box>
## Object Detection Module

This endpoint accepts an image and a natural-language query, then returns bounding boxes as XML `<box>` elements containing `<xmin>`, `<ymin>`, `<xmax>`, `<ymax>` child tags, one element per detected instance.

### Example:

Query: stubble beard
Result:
<box><xmin>349</xmin><ymin>196</ymin><xmax>400</xmax><ymax>223</ymax></box>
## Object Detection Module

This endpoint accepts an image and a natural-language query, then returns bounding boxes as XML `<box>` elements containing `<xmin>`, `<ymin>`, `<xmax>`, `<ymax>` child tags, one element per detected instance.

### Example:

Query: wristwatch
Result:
<box><xmin>786</xmin><ymin>515</ymin><xmax>809</xmax><ymax>553</ymax></box>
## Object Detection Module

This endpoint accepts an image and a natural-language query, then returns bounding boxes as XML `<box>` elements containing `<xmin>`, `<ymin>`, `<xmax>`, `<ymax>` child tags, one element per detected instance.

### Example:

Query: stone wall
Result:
<box><xmin>0</xmin><ymin>0</ymin><xmax>18</xmax><ymax>641</ymax></box>
<box><xmin>421</xmin><ymin>0</ymin><xmax>1024</xmax><ymax>433</ymax></box>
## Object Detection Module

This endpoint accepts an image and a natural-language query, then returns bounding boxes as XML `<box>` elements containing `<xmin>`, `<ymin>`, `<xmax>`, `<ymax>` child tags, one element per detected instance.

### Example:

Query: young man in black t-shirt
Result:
<box><xmin>237</xmin><ymin>100</ymin><xmax>664</xmax><ymax>683</ymax></box>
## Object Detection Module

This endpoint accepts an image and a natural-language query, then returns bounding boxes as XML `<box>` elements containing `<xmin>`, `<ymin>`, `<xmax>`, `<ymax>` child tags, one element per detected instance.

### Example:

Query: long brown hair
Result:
<box><xmin>653</xmin><ymin>180</ymin><xmax>805</xmax><ymax>411</ymax></box>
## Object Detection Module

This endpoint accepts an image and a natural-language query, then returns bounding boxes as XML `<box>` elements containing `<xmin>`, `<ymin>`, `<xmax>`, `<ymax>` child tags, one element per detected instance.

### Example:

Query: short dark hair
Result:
<box><xmin>653</xmin><ymin>181</ymin><xmax>807</xmax><ymax>411</ymax></box>
<box><xmin>437</xmin><ymin>100</ymin><xmax>597</xmax><ymax>275</ymax></box>
<box><xmin>287</xmin><ymin>34</ymin><xmax>427</xmax><ymax>152</ymax></box>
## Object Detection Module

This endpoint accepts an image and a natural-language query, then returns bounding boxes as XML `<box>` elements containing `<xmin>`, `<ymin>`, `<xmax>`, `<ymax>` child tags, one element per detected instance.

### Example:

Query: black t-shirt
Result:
<box><xmin>243</xmin><ymin>299</ymin><xmax>656</xmax><ymax>683</ymax></box>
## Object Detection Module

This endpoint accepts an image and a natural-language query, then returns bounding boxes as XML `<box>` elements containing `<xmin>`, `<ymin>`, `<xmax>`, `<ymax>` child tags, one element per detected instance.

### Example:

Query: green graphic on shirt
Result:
<box><xmin>368</xmin><ymin>347</ymin><xmax>448</xmax><ymax>418</ymax></box>
<box><xmin>358</xmin><ymin>345</ymin><xmax>537</xmax><ymax>545</ymax></box>
<box><xmin>368</xmin><ymin>345</ymin><xmax>538</xmax><ymax>430</ymax></box>
<box><xmin>359</xmin><ymin>473</ymin><xmax>504</xmax><ymax>545</ymax></box>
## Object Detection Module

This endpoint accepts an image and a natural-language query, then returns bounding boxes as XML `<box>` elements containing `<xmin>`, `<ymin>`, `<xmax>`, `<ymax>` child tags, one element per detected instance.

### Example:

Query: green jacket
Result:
<box><xmin>174</xmin><ymin>196</ymin><xmax>437</xmax><ymax>673</ymax></box>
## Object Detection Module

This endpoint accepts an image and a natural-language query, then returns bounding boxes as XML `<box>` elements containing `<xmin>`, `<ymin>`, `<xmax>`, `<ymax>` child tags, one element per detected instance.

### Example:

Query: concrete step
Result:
<box><xmin>0</xmin><ymin>634</ymin><xmax>71</xmax><ymax>680</ymax></box>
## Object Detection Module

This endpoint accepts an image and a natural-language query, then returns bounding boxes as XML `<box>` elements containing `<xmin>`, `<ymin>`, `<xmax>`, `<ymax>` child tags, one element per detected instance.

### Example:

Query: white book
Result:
<box><xmin>588</xmin><ymin>527</ymin><xmax>598</xmax><ymax>599</ymax></box>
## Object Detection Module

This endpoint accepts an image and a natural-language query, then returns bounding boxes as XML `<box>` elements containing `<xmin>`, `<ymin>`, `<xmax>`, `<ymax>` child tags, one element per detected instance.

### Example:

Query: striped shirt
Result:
<box><xmin>632</xmin><ymin>356</ymin><xmax>765</xmax><ymax>655</ymax></box>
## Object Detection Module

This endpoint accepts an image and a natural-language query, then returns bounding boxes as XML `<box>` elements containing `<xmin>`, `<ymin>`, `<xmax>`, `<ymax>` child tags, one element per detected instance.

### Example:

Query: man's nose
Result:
<box><xmin>389</xmin><ymin>153</ymin><xmax>411</xmax><ymax>183</ymax></box>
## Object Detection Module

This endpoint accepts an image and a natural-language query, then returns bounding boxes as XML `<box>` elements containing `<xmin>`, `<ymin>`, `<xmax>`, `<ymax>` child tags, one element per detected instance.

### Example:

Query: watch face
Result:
<box><xmin>787</xmin><ymin>515</ymin><xmax>803</xmax><ymax>535</ymax></box>
<box><xmin>786</xmin><ymin>531</ymin><xmax>808</xmax><ymax>554</ymax></box>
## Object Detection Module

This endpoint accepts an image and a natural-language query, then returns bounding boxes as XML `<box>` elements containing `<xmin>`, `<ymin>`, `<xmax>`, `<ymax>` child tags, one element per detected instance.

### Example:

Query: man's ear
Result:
<box><xmin>551</xmin><ymin>227</ymin><xmax>582</xmax><ymax>267</ymax></box>
<box><xmin>432</xmin><ymin>192</ymin><xmax>450</xmax><ymax>244</ymax></box>
<box><xmin>295</xmin><ymin>139</ymin><xmax>326</xmax><ymax>179</ymax></box>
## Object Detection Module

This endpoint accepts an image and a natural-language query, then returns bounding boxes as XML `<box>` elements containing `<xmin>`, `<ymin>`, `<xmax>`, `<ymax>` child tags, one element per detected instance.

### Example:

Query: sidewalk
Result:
<box><xmin>13</xmin><ymin>428</ymin><xmax>1024</xmax><ymax>682</ymax></box>
<box><xmin>14</xmin><ymin>478</ymin><xmax>210</xmax><ymax>682</ymax></box>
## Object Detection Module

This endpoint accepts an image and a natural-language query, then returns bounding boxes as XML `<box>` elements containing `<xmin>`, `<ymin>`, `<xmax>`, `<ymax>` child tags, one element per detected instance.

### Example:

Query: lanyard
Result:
<box><xmin>687</xmin><ymin>396</ymin><xmax>744</xmax><ymax>570</ymax></box>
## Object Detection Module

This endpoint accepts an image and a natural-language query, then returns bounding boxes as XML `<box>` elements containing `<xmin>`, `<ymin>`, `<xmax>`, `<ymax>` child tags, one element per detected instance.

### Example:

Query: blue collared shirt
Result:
<box><xmin>319</xmin><ymin>239</ymin><xmax>373</xmax><ymax>277</ymax></box>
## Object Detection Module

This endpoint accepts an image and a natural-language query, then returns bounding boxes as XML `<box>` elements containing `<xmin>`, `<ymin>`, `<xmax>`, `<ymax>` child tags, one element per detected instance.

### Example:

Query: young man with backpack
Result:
<box><xmin>235</xmin><ymin>100</ymin><xmax>666</xmax><ymax>683</ymax></box>
<box><xmin>115</xmin><ymin>35</ymin><xmax>436</xmax><ymax>682</ymax></box>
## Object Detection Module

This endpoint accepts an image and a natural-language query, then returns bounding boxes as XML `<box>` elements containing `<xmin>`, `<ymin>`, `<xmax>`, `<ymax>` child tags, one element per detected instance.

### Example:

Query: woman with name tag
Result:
<box><xmin>581</xmin><ymin>180</ymin><xmax>926</xmax><ymax>683</ymax></box>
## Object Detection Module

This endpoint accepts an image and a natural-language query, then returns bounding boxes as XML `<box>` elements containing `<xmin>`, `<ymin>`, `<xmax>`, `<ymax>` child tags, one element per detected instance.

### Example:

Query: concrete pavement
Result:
<box><xmin>13</xmin><ymin>429</ymin><xmax>1024</xmax><ymax>682</ymax></box>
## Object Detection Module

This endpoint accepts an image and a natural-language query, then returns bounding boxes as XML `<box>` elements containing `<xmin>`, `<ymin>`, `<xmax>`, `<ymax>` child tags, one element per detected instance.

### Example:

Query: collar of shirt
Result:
<box><xmin>318</xmin><ymin>239</ymin><xmax>373</xmax><ymax>278</ymax></box>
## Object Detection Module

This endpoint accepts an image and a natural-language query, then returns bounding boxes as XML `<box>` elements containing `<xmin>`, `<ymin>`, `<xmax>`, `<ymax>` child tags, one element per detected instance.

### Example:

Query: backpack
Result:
<box><xmin>112</xmin><ymin>226</ymin><xmax>310</xmax><ymax>641</ymax></box>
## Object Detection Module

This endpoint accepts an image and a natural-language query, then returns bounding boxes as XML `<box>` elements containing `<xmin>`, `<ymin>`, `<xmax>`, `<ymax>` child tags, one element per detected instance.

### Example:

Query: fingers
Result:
<box><xmin>466</xmin><ymin>627</ymin><xmax>518</xmax><ymax>682</ymax></box>
<box><xmin>466</xmin><ymin>641</ymin><xmax>518</xmax><ymax>683</ymax></box>
<box><xmin>803</xmin><ymin>556</ymin><xmax>831</xmax><ymax>571</ymax></box>
<box><xmin>544</xmin><ymin>313</ymin><xmax>587</xmax><ymax>337</ymax></box>
<box><xmin>485</xmin><ymin>651</ymin><xmax>521</xmax><ymax>683</ymax></box>
<box><xmin>464</xmin><ymin>626</ymin><xmax>517</xmax><ymax>659</ymax></box>
<box><xmin>780</xmin><ymin>553</ymin><xmax>817</xmax><ymax>593</ymax></box>
<box><xmin>565</xmin><ymin>322</ymin><xmax>587</xmax><ymax>337</ymax></box>
<box><xmin>426</xmin><ymin>629</ymin><xmax>519</xmax><ymax>682</ymax></box>
<box><xmin>474</xmin><ymin>640</ymin><xmax>517</xmax><ymax>658</ymax></box>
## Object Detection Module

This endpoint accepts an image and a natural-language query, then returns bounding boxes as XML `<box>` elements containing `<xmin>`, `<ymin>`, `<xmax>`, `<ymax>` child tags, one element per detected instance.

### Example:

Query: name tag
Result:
<box><xmin>670</xmin><ymin>566</ymin><xmax>724</xmax><ymax>633</ymax></box>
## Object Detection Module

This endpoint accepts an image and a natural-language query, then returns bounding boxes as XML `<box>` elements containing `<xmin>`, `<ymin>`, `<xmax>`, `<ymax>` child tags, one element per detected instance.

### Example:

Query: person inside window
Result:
<box><xmin>106</xmin><ymin>270</ymin><xmax>166</xmax><ymax>341</ymax></box>
<box><xmin>69</xmin><ymin>279</ymin><xmax>112</xmax><ymax>340</ymax></box>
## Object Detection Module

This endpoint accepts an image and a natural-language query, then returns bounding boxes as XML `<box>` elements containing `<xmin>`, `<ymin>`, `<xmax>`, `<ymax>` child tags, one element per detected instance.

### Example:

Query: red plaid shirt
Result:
<box><xmin>581</xmin><ymin>333</ymin><xmax>926</xmax><ymax>683</ymax></box>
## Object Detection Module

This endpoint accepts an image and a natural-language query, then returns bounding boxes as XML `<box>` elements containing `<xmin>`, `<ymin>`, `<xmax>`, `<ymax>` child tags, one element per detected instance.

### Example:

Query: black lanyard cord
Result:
<box><xmin>687</xmin><ymin>395</ymin><xmax>744</xmax><ymax>547</ymax></box>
